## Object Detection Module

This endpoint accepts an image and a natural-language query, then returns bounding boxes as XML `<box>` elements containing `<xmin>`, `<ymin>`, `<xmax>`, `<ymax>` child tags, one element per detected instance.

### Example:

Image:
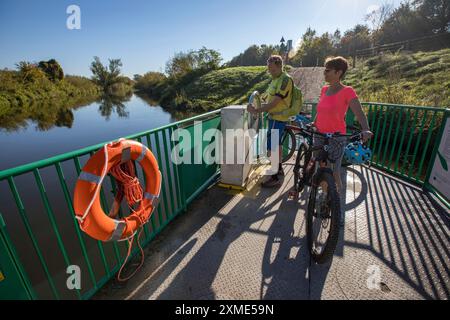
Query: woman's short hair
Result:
<box><xmin>325</xmin><ymin>56</ymin><xmax>348</xmax><ymax>79</ymax></box>
<box><xmin>267</xmin><ymin>55</ymin><xmax>283</xmax><ymax>67</ymax></box>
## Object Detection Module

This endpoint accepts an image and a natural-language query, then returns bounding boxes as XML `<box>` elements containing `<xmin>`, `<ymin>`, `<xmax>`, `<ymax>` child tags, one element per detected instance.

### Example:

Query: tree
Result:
<box><xmin>331</xmin><ymin>29</ymin><xmax>342</xmax><ymax>49</ymax></box>
<box><xmin>15</xmin><ymin>61</ymin><xmax>46</xmax><ymax>83</ymax></box>
<box><xmin>231</xmin><ymin>45</ymin><xmax>260</xmax><ymax>66</ymax></box>
<box><xmin>259</xmin><ymin>44</ymin><xmax>279</xmax><ymax>63</ymax></box>
<box><xmin>134</xmin><ymin>71</ymin><xmax>167</xmax><ymax>94</ymax></box>
<box><xmin>377</xmin><ymin>2</ymin><xmax>431</xmax><ymax>44</ymax></box>
<box><xmin>227</xmin><ymin>44</ymin><xmax>279</xmax><ymax>67</ymax></box>
<box><xmin>413</xmin><ymin>0</ymin><xmax>450</xmax><ymax>33</ymax></box>
<box><xmin>301</xmin><ymin>27</ymin><xmax>317</xmax><ymax>47</ymax></box>
<box><xmin>90</xmin><ymin>56</ymin><xmax>123</xmax><ymax>91</ymax></box>
<box><xmin>166</xmin><ymin>47</ymin><xmax>222</xmax><ymax>78</ymax></box>
<box><xmin>338</xmin><ymin>24</ymin><xmax>371</xmax><ymax>56</ymax></box>
<box><xmin>291</xmin><ymin>28</ymin><xmax>336</xmax><ymax>67</ymax></box>
<box><xmin>165</xmin><ymin>51</ymin><xmax>197</xmax><ymax>78</ymax></box>
<box><xmin>290</xmin><ymin>27</ymin><xmax>318</xmax><ymax>66</ymax></box>
<box><xmin>195</xmin><ymin>47</ymin><xmax>222</xmax><ymax>71</ymax></box>
<box><xmin>38</xmin><ymin>59</ymin><xmax>64</xmax><ymax>82</ymax></box>
<box><xmin>310</xmin><ymin>33</ymin><xmax>336</xmax><ymax>66</ymax></box>
<box><xmin>365</xmin><ymin>2</ymin><xmax>394</xmax><ymax>45</ymax></box>
<box><xmin>366</xmin><ymin>3</ymin><xmax>394</xmax><ymax>32</ymax></box>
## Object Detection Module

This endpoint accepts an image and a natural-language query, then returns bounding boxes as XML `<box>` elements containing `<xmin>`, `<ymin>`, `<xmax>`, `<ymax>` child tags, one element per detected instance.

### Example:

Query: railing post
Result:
<box><xmin>171</xmin><ymin>126</ymin><xmax>188</xmax><ymax>213</ymax></box>
<box><xmin>345</xmin><ymin>108</ymin><xmax>355</xmax><ymax>132</ymax></box>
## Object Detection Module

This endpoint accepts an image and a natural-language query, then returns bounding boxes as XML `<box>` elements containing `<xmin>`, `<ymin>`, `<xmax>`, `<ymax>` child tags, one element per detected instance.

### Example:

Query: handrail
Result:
<box><xmin>362</xmin><ymin>102</ymin><xmax>447</xmax><ymax>111</ymax></box>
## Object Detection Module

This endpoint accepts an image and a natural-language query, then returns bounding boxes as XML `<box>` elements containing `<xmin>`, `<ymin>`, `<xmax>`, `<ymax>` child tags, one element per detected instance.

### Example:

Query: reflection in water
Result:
<box><xmin>55</xmin><ymin>108</ymin><xmax>74</xmax><ymax>128</ymax></box>
<box><xmin>97</xmin><ymin>93</ymin><xmax>132</xmax><ymax>120</ymax></box>
<box><xmin>0</xmin><ymin>91</ymin><xmax>212</xmax><ymax>133</ymax></box>
<box><xmin>135</xmin><ymin>92</ymin><xmax>203</xmax><ymax>122</ymax></box>
<box><xmin>0</xmin><ymin>93</ymin><xmax>198</xmax><ymax>171</ymax></box>
<box><xmin>0</xmin><ymin>93</ymin><xmax>138</xmax><ymax>131</ymax></box>
<box><xmin>135</xmin><ymin>92</ymin><xmax>160</xmax><ymax>107</ymax></box>
<box><xmin>34</xmin><ymin>106</ymin><xmax>75</xmax><ymax>131</ymax></box>
<box><xmin>0</xmin><ymin>96</ymin><xmax>93</xmax><ymax>132</ymax></box>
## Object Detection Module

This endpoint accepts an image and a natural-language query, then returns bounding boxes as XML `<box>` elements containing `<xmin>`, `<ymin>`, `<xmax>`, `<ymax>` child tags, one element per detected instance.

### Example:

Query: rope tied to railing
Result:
<box><xmin>108</xmin><ymin>159</ymin><xmax>149</xmax><ymax>282</ymax></box>
<box><xmin>109</xmin><ymin>161</ymin><xmax>143</xmax><ymax>216</ymax></box>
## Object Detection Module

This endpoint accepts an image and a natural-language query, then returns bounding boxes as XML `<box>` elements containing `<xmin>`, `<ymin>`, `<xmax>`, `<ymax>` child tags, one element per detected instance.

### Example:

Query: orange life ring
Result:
<box><xmin>73</xmin><ymin>139</ymin><xmax>161</xmax><ymax>242</ymax></box>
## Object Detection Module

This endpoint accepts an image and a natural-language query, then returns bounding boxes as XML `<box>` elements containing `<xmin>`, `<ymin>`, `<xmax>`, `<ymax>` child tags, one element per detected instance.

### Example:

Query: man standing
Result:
<box><xmin>247</xmin><ymin>55</ymin><xmax>293</xmax><ymax>188</ymax></box>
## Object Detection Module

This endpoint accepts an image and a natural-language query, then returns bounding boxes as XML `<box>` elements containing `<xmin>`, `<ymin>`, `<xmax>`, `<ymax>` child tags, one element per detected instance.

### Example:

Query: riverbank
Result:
<box><xmin>0</xmin><ymin>72</ymin><xmax>102</xmax><ymax>117</ymax></box>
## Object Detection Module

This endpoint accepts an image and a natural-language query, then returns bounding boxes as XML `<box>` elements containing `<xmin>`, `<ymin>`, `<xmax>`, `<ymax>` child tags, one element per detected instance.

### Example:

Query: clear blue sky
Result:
<box><xmin>0</xmin><ymin>0</ymin><xmax>403</xmax><ymax>77</ymax></box>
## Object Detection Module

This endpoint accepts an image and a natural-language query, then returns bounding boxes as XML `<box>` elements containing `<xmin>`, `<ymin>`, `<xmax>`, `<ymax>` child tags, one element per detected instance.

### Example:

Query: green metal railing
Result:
<box><xmin>360</xmin><ymin>103</ymin><xmax>446</xmax><ymax>185</ymax></box>
<box><xmin>311</xmin><ymin>102</ymin><xmax>447</xmax><ymax>186</ymax></box>
<box><xmin>0</xmin><ymin>109</ymin><xmax>221</xmax><ymax>300</ymax></box>
<box><xmin>1</xmin><ymin>102</ymin><xmax>447</xmax><ymax>299</ymax></box>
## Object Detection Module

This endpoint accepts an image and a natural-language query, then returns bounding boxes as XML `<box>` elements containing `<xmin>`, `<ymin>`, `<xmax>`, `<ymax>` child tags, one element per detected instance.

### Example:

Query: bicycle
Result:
<box><xmin>288</xmin><ymin>121</ymin><xmax>363</xmax><ymax>264</ymax></box>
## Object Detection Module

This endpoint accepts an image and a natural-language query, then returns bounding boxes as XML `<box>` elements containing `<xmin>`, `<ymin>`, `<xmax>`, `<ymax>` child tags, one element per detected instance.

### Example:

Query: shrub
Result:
<box><xmin>38</xmin><ymin>59</ymin><xmax>64</xmax><ymax>82</ymax></box>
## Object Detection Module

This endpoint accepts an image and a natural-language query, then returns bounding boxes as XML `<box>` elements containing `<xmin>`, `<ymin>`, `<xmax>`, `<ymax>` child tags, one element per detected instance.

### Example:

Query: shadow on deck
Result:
<box><xmin>94</xmin><ymin>159</ymin><xmax>450</xmax><ymax>300</ymax></box>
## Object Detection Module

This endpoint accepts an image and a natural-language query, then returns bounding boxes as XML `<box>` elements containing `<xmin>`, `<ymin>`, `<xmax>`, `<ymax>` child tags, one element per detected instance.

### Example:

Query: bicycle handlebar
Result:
<box><xmin>301</xmin><ymin>125</ymin><xmax>362</xmax><ymax>141</ymax></box>
<box><xmin>288</xmin><ymin>115</ymin><xmax>364</xmax><ymax>143</ymax></box>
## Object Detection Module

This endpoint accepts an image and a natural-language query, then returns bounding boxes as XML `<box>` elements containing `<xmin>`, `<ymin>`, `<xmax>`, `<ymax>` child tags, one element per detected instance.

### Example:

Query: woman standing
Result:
<box><xmin>314</xmin><ymin>56</ymin><xmax>373</xmax><ymax>224</ymax></box>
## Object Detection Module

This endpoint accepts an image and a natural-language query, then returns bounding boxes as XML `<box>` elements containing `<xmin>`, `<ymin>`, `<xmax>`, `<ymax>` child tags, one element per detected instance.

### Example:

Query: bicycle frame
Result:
<box><xmin>291</xmin><ymin>127</ymin><xmax>362</xmax><ymax>194</ymax></box>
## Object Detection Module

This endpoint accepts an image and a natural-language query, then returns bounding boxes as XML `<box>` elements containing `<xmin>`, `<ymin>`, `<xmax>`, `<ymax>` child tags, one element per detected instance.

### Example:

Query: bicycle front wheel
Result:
<box><xmin>281</xmin><ymin>128</ymin><xmax>296</xmax><ymax>163</ymax></box>
<box><xmin>306</xmin><ymin>170</ymin><xmax>341</xmax><ymax>264</ymax></box>
<box><xmin>293</xmin><ymin>142</ymin><xmax>309</xmax><ymax>192</ymax></box>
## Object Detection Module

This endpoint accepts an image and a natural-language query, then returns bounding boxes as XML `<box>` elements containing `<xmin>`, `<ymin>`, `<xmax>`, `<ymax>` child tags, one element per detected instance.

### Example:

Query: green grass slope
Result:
<box><xmin>346</xmin><ymin>48</ymin><xmax>450</xmax><ymax>107</ymax></box>
<box><xmin>166</xmin><ymin>66</ymin><xmax>272</xmax><ymax>111</ymax></box>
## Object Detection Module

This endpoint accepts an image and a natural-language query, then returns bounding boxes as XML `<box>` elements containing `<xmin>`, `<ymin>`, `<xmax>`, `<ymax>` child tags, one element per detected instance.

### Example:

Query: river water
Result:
<box><xmin>0</xmin><ymin>94</ymin><xmax>185</xmax><ymax>171</ymax></box>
